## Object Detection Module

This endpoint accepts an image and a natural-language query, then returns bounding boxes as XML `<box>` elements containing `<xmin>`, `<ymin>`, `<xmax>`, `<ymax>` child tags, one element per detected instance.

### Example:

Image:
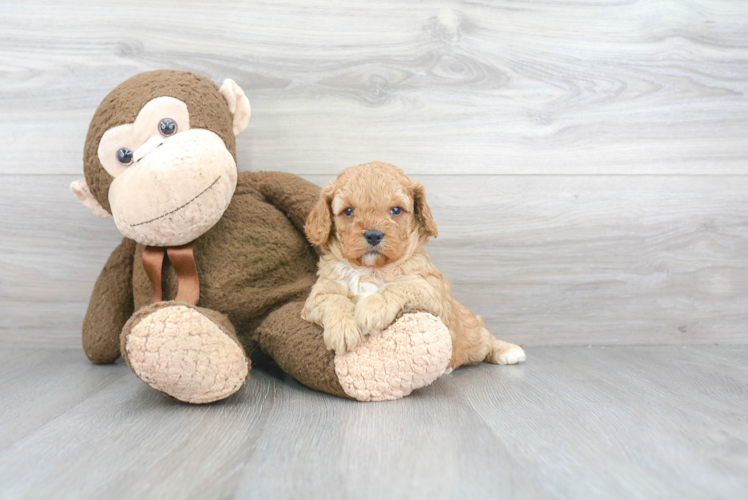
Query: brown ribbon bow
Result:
<box><xmin>141</xmin><ymin>242</ymin><xmax>200</xmax><ymax>305</ymax></box>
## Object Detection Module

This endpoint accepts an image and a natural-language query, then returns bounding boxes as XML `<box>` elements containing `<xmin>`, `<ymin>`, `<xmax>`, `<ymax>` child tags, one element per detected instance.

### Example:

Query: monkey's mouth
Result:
<box><xmin>130</xmin><ymin>176</ymin><xmax>222</xmax><ymax>227</ymax></box>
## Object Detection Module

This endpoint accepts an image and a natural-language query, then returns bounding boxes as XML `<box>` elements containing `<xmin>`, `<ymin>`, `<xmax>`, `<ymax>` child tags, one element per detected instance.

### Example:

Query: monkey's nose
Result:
<box><xmin>364</xmin><ymin>230</ymin><xmax>384</xmax><ymax>247</ymax></box>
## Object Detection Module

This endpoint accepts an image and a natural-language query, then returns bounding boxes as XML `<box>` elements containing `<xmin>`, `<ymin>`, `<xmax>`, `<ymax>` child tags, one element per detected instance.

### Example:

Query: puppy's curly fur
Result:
<box><xmin>302</xmin><ymin>161</ymin><xmax>525</xmax><ymax>370</ymax></box>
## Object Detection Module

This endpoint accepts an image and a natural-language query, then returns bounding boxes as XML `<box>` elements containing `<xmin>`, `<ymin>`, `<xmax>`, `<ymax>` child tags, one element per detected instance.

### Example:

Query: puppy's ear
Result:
<box><xmin>306</xmin><ymin>183</ymin><xmax>336</xmax><ymax>249</ymax></box>
<box><xmin>412</xmin><ymin>181</ymin><xmax>438</xmax><ymax>238</ymax></box>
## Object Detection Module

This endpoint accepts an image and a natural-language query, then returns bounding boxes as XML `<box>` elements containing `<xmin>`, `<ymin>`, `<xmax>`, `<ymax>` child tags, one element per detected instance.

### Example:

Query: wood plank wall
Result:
<box><xmin>1</xmin><ymin>0</ymin><xmax>747</xmax><ymax>348</ymax></box>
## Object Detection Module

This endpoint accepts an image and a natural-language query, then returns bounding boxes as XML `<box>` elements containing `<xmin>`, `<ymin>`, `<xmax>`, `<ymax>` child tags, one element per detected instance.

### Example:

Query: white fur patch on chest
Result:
<box><xmin>353</xmin><ymin>281</ymin><xmax>381</xmax><ymax>299</ymax></box>
<box><xmin>339</xmin><ymin>263</ymin><xmax>383</xmax><ymax>300</ymax></box>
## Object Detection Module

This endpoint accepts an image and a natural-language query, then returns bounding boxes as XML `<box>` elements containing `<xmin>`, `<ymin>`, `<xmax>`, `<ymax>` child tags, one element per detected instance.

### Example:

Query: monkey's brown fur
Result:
<box><xmin>81</xmin><ymin>70</ymin><xmax>348</xmax><ymax>398</ymax></box>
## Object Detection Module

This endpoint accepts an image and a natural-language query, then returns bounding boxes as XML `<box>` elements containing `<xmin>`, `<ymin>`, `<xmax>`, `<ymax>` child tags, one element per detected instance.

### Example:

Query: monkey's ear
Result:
<box><xmin>305</xmin><ymin>183</ymin><xmax>336</xmax><ymax>250</ymax></box>
<box><xmin>70</xmin><ymin>180</ymin><xmax>113</xmax><ymax>219</ymax></box>
<box><xmin>219</xmin><ymin>79</ymin><xmax>251</xmax><ymax>136</ymax></box>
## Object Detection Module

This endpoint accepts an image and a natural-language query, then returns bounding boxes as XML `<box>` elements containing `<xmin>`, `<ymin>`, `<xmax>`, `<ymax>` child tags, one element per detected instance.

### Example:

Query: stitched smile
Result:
<box><xmin>131</xmin><ymin>176</ymin><xmax>222</xmax><ymax>227</ymax></box>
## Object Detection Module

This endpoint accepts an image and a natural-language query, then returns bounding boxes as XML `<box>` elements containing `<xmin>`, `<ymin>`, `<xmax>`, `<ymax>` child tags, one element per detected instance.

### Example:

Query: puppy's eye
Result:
<box><xmin>117</xmin><ymin>148</ymin><xmax>134</xmax><ymax>165</ymax></box>
<box><xmin>390</xmin><ymin>206</ymin><xmax>403</xmax><ymax>216</ymax></box>
<box><xmin>159</xmin><ymin>118</ymin><xmax>177</xmax><ymax>137</ymax></box>
<box><xmin>343</xmin><ymin>208</ymin><xmax>354</xmax><ymax>217</ymax></box>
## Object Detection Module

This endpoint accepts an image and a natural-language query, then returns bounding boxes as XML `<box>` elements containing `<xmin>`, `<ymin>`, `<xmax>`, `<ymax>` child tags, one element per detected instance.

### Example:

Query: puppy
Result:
<box><xmin>302</xmin><ymin>161</ymin><xmax>526</xmax><ymax>370</ymax></box>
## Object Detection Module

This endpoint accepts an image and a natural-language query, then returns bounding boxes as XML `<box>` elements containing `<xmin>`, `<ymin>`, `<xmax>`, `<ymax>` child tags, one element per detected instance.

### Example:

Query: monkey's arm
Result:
<box><xmin>253</xmin><ymin>171</ymin><xmax>321</xmax><ymax>236</ymax></box>
<box><xmin>82</xmin><ymin>237</ymin><xmax>136</xmax><ymax>364</ymax></box>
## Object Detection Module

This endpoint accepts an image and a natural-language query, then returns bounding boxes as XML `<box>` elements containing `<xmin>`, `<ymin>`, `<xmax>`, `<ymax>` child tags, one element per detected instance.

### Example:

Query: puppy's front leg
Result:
<box><xmin>302</xmin><ymin>280</ymin><xmax>364</xmax><ymax>354</ymax></box>
<box><xmin>354</xmin><ymin>278</ymin><xmax>442</xmax><ymax>334</ymax></box>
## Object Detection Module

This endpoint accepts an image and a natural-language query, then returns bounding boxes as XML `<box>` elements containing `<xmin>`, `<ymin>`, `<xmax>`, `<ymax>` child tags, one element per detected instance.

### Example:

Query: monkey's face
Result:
<box><xmin>72</xmin><ymin>71</ymin><xmax>251</xmax><ymax>247</ymax></box>
<box><xmin>100</xmin><ymin>97</ymin><xmax>237</xmax><ymax>246</ymax></box>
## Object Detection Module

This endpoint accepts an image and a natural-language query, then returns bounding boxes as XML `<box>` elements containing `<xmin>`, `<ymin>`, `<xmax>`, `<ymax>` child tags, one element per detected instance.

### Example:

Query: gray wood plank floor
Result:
<box><xmin>1</xmin><ymin>346</ymin><xmax>746</xmax><ymax>499</ymax></box>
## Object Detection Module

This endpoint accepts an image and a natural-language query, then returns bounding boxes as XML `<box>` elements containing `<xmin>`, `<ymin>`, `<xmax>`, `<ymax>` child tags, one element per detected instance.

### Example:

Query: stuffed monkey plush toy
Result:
<box><xmin>72</xmin><ymin>70</ymin><xmax>452</xmax><ymax>403</ymax></box>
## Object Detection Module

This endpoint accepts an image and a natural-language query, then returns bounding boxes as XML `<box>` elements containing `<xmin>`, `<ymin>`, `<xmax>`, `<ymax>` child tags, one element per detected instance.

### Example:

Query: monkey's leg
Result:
<box><xmin>257</xmin><ymin>302</ymin><xmax>453</xmax><ymax>401</ymax></box>
<box><xmin>120</xmin><ymin>301</ymin><xmax>250</xmax><ymax>404</ymax></box>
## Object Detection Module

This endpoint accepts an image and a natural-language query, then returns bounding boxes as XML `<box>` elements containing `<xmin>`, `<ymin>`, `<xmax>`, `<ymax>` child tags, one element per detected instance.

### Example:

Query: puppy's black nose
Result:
<box><xmin>364</xmin><ymin>230</ymin><xmax>384</xmax><ymax>247</ymax></box>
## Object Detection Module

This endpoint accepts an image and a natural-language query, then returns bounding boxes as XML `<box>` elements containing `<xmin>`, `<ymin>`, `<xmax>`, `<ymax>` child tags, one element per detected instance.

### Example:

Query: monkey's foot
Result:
<box><xmin>121</xmin><ymin>302</ymin><xmax>250</xmax><ymax>404</ymax></box>
<box><xmin>334</xmin><ymin>312</ymin><xmax>453</xmax><ymax>402</ymax></box>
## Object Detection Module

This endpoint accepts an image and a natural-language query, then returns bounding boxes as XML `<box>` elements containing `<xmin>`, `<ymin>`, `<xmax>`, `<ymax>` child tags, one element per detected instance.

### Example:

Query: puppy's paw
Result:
<box><xmin>323</xmin><ymin>315</ymin><xmax>364</xmax><ymax>354</ymax></box>
<box><xmin>354</xmin><ymin>293</ymin><xmax>401</xmax><ymax>335</ymax></box>
<box><xmin>491</xmin><ymin>343</ymin><xmax>526</xmax><ymax>365</ymax></box>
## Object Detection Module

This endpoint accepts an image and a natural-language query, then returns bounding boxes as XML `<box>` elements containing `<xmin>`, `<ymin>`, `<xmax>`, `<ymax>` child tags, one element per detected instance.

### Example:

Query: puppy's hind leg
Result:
<box><xmin>484</xmin><ymin>329</ymin><xmax>526</xmax><ymax>365</ymax></box>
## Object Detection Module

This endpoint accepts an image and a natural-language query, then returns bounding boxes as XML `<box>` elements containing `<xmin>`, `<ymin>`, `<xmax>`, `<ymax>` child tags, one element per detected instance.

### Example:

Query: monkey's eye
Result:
<box><xmin>158</xmin><ymin>118</ymin><xmax>177</xmax><ymax>137</ymax></box>
<box><xmin>343</xmin><ymin>208</ymin><xmax>354</xmax><ymax>217</ymax></box>
<box><xmin>390</xmin><ymin>206</ymin><xmax>402</xmax><ymax>216</ymax></box>
<box><xmin>117</xmin><ymin>148</ymin><xmax>134</xmax><ymax>165</ymax></box>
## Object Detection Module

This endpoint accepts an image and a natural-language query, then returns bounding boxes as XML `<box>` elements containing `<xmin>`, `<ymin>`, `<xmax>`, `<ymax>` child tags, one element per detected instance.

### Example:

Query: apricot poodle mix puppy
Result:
<box><xmin>302</xmin><ymin>161</ymin><xmax>526</xmax><ymax>371</ymax></box>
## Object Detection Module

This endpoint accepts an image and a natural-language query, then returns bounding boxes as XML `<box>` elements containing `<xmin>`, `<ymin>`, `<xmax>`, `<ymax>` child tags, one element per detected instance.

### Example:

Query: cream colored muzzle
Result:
<box><xmin>109</xmin><ymin>129</ymin><xmax>238</xmax><ymax>247</ymax></box>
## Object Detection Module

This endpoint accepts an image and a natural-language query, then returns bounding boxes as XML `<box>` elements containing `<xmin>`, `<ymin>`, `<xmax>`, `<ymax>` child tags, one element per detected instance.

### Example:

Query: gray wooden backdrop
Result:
<box><xmin>1</xmin><ymin>0</ymin><xmax>747</xmax><ymax>348</ymax></box>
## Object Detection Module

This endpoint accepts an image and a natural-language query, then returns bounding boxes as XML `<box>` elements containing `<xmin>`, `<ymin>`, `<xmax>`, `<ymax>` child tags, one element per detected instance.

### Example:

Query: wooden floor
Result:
<box><xmin>0</xmin><ymin>345</ymin><xmax>746</xmax><ymax>499</ymax></box>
